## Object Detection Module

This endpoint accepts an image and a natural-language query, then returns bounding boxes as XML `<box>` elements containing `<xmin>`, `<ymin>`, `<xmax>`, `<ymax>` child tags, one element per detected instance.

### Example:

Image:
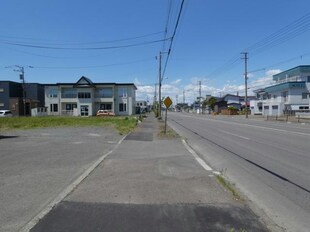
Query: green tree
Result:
<box><xmin>203</xmin><ymin>96</ymin><xmax>217</xmax><ymax>111</ymax></box>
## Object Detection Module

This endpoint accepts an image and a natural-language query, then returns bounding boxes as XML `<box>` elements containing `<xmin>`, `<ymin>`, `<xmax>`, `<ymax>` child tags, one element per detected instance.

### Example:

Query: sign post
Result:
<box><xmin>163</xmin><ymin>96</ymin><xmax>173</xmax><ymax>134</ymax></box>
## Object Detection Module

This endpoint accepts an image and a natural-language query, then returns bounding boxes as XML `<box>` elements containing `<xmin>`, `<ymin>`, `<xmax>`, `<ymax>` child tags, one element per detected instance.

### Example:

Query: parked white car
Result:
<box><xmin>0</xmin><ymin>110</ymin><xmax>13</xmax><ymax>117</ymax></box>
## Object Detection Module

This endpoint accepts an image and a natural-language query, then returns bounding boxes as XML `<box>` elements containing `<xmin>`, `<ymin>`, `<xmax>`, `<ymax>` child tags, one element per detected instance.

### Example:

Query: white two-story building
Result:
<box><xmin>251</xmin><ymin>65</ymin><xmax>310</xmax><ymax>116</ymax></box>
<box><xmin>45</xmin><ymin>76</ymin><xmax>137</xmax><ymax>116</ymax></box>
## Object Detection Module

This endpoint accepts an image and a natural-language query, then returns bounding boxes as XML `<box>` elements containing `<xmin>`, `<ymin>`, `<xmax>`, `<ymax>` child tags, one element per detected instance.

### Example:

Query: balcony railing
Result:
<box><xmin>61</xmin><ymin>94</ymin><xmax>77</xmax><ymax>98</ymax></box>
<box><xmin>61</xmin><ymin>110</ymin><xmax>74</xmax><ymax>116</ymax></box>
<box><xmin>94</xmin><ymin>94</ymin><xmax>113</xmax><ymax>98</ymax></box>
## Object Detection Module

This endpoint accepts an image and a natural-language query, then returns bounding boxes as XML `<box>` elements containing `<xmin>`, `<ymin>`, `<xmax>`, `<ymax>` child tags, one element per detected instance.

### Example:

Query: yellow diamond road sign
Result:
<box><xmin>163</xmin><ymin>96</ymin><xmax>173</xmax><ymax>108</ymax></box>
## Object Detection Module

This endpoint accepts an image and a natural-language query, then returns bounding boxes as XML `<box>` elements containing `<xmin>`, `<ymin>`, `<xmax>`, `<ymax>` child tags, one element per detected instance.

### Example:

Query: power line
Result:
<box><xmin>161</xmin><ymin>0</ymin><xmax>186</xmax><ymax>78</ymax></box>
<box><xmin>162</xmin><ymin>0</ymin><xmax>174</xmax><ymax>51</ymax></box>
<box><xmin>20</xmin><ymin>58</ymin><xmax>154</xmax><ymax>70</ymax></box>
<box><xmin>0</xmin><ymin>31</ymin><xmax>164</xmax><ymax>46</ymax></box>
<box><xmin>248</xmin><ymin>51</ymin><xmax>310</xmax><ymax>74</ymax></box>
<box><xmin>207</xmin><ymin>11</ymin><xmax>310</xmax><ymax>79</ymax></box>
<box><xmin>0</xmin><ymin>38</ymin><xmax>171</xmax><ymax>50</ymax></box>
<box><xmin>247</xmin><ymin>13</ymin><xmax>310</xmax><ymax>55</ymax></box>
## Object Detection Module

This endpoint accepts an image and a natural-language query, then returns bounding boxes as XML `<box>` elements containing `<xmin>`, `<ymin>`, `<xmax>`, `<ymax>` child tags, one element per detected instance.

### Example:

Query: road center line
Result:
<box><xmin>218</xmin><ymin>129</ymin><xmax>250</xmax><ymax>140</ymax></box>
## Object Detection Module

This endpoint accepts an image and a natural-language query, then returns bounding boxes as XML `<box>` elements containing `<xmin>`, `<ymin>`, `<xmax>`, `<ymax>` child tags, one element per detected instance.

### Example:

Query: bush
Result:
<box><xmin>227</xmin><ymin>106</ymin><xmax>238</xmax><ymax>110</ymax></box>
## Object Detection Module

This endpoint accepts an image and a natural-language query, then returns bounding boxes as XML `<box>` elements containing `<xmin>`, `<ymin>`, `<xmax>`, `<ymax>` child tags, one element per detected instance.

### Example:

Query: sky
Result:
<box><xmin>1</xmin><ymin>0</ymin><xmax>310</xmax><ymax>105</ymax></box>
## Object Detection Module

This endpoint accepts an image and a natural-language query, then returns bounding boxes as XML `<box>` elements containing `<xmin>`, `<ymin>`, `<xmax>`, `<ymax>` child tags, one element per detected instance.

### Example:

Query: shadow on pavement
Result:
<box><xmin>0</xmin><ymin>135</ymin><xmax>19</xmax><ymax>140</ymax></box>
<box><xmin>31</xmin><ymin>201</ymin><xmax>268</xmax><ymax>232</ymax></box>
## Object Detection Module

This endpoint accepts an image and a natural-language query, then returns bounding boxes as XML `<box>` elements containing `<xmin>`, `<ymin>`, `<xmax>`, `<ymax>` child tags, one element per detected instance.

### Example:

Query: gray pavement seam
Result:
<box><xmin>20</xmin><ymin>135</ymin><xmax>127</xmax><ymax>232</ymax></box>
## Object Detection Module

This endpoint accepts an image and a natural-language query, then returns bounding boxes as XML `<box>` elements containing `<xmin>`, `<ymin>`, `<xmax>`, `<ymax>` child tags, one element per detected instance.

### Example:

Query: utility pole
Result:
<box><xmin>199</xmin><ymin>81</ymin><xmax>202</xmax><ymax>114</ymax></box>
<box><xmin>154</xmin><ymin>83</ymin><xmax>157</xmax><ymax>110</ymax></box>
<box><xmin>158</xmin><ymin>52</ymin><xmax>162</xmax><ymax>119</ymax></box>
<box><xmin>6</xmin><ymin>65</ymin><xmax>33</xmax><ymax>116</ymax></box>
<box><xmin>13</xmin><ymin>65</ymin><xmax>33</xmax><ymax>116</ymax></box>
<box><xmin>241</xmin><ymin>52</ymin><xmax>248</xmax><ymax>118</ymax></box>
<box><xmin>183</xmin><ymin>89</ymin><xmax>185</xmax><ymax>104</ymax></box>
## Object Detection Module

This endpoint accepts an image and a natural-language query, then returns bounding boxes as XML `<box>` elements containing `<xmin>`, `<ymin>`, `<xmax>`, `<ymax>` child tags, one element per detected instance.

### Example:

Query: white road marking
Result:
<box><xmin>107</xmin><ymin>141</ymin><xmax>117</xmax><ymax>144</ymax></box>
<box><xmin>218</xmin><ymin>129</ymin><xmax>250</xmax><ymax>140</ymax></box>
<box><xmin>212</xmin><ymin>171</ymin><xmax>221</xmax><ymax>175</ymax></box>
<box><xmin>88</xmin><ymin>133</ymin><xmax>101</xmax><ymax>137</ymax></box>
<box><xmin>72</xmin><ymin>141</ymin><xmax>83</xmax><ymax>144</ymax></box>
<box><xmin>20</xmin><ymin>135</ymin><xmax>126</xmax><ymax>232</ymax></box>
<box><xmin>182</xmin><ymin>139</ymin><xmax>213</xmax><ymax>171</ymax></box>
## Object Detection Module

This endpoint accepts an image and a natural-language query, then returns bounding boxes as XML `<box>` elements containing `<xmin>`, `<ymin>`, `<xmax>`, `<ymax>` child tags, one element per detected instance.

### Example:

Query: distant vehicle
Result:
<box><xmin>96</xmin><ymin>110</ymin><xmax>115</xmax><ymax>116</ymax></box>
<box><xmin>0</xmin><ymin>110</ymin><xmax>13</xmax><ymax>117</ymax></box>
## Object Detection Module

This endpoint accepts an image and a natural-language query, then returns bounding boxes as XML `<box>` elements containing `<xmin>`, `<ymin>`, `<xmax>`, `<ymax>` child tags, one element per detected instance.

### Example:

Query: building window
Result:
<box><xmin>282</xmin><ymin>91</ymin><xmax>288</xmax><ymax>102</ymax></box>
<box><xmin>61</xmin><ymin>88</ymin><xmax>77</xmax><ymax>98</ymax></box>
<box><xmin>0</xmin><ymin>88</ymin><xmax>4</xmax><ymax>92</ymax></box>
<box><xmin>78</xmin><ymin>92</ymin><xmax>91</xmax><ymax>98</ymax></box>
<box><xmin>96</xmin><ymin>88</ymin><xmax>113</xmax><ymax>98</ymax></box>
<box><xmin>50</xmin><ymin>104</ymin><xmax>58</xmax><ymax>112</ymax></box>
<box><xmin>0</xmin><ymin>103</ymin><xmax>4</xmax><ymax>107</ymax></box>
<box><xmin>118</xmin><ymin>87</ymin><xmax>127</xmax><ymax>98</ymax></box>
<box><xmin>100</xmin><ymin>103</ymin><xmax>112</xmax><ymax>110</ymax></box>
<box><xmin>302</xmin><ymin>92</ymin><xmax>309</xmax><ymax>99</ymax></box>
<box><xmin>307</xmin><ymin>76</ymin><xmax>310</xmax><ymax>82</ymax></box>
<box><xmin>119</xmin><ymin>103</ymin><xmax>127</xmax><ymax>112</ymax></box>
<box><xmin>66</xmin><ymin>104</ymin><xmax>77</xmax><ymax>111</ymax></box>
<box><xmin>49</xmin><ymin>89</ymin><xmax>58</xmax><ymax>98</ymax></box>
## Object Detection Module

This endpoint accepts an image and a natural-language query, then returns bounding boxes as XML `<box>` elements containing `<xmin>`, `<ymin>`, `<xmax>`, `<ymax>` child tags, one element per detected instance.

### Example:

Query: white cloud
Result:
<box><xmin>247</xmin><ymin>69</ymin><xmax>280</xmax><ymax>92</ymax></box>
<box><xmin>135</xmin><ymin>69</ymin><xmax>282</xmax><ymax>104</ymax></box>
<box><xmin>170</xmin><ymin>79</ymin><xmax>182</xmax><ymax>85</ymax></box>
<box><xmin>136</xmin><ymin>84</ymin><xmax>155</xmax><ymax>102</ymax></box>
<box><xmin>266</xmin><ymin>69</ymin><xmax>281</xmax><ymax>76</ymax></box>
<box><xmin>133</xmin><ymin>77</ymin><xmax>142</xmax><ymax>86</ymax></box>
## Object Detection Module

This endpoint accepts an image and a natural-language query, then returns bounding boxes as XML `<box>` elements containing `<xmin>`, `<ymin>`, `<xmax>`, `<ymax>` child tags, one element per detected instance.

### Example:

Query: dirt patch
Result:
<box><xmin>156</xmin><ymin>120</ymin><xmax>179</xmax><ymax>139</ymax></box>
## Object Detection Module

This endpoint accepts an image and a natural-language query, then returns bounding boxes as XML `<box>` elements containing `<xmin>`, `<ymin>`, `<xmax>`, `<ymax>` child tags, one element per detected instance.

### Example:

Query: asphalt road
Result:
<box><xmin>168</xmin><ymin>112</ymin><xmax>310</xmax><ymax>232</ymax></box>
<box><xmin>0</xmin><ymin>127</ymin><xmax>123</xmax><ymax>232</ymax></box>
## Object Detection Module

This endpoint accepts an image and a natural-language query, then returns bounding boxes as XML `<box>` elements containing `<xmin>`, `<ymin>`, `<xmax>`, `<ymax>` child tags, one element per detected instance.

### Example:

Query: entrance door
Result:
<box><xmin>80</xmin><ymin>105</ymin><xmax>89</xmax><ymax>116</ymax></box>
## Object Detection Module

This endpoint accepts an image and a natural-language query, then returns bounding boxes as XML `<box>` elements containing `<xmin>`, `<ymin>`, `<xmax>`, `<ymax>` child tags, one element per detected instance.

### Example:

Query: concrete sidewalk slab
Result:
<box><xmin>30</xmin><ymin>114</ymin><xmax>268</xmax><ymax>232</ymax></box>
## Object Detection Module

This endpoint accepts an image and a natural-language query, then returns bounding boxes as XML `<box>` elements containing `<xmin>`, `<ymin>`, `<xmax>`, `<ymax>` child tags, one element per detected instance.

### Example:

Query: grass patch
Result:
<box><xmin>216</xmin><ymin>174</ymin><xmax>241</xmax><ymax>200</ymax></box>
<box><xmin>158</xmin><ymin>122</ymin><xmax>179</xmax><ymax>139</ymax></box>
<box><xmin>0</xmin><ymin>116</ymin><xmax>138</xmax><ymax>135</ymax></box>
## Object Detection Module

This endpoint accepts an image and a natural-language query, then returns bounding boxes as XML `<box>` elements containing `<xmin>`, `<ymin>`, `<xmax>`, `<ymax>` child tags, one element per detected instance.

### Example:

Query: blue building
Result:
<box><xmin>251</xmin><ymin>65</ymin><xmax>310</xmax><ymax>116</ymax></box>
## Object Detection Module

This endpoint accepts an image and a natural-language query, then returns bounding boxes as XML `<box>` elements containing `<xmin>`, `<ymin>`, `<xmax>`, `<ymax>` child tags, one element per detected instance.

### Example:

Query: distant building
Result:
<box><xmin>0</xmin><ymin>81</ymin><xmax>45</xmax><ymax>116</ymax></box>
<box><xmin>44</xmin><ymin>76</ymin><xmax>137</xmax><ymax>116</ymax></box>
<box><xmin>213</xmin><ymin>94</ymin><xmax>256</xmax><ymax>113</ymax></box>
<box><xmin>136</xmin><ymin>100</ymin><xmax>149</xmax><ymax>114</ymax></box>
<box><xmin>251</xmin><ymin>65</ymin><xmax>310</xmax><ymax>116</ymax></box>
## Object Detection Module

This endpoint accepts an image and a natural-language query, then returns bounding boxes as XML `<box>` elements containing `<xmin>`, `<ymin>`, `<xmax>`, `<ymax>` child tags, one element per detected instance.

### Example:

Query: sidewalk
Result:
<box><xmin>31</xmin><ymin>114</ymin><xmax>268</xmax><ymax>232</ymax></box>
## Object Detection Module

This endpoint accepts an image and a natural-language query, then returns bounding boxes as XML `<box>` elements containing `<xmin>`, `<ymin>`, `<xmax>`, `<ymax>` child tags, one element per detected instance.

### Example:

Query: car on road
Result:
<box><xmin>96</xmin><ymin>110</ymin><xmax>115</xmax><ymax>116</ymax></box>
<box><xmin>0</xmin><ymin>110</ymin><xmax>13</xmax><ymax>117</ymax></box>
